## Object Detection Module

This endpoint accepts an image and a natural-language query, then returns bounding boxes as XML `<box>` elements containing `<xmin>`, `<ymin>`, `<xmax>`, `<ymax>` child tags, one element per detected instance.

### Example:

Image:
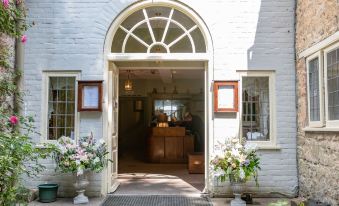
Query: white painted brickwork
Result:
<box><xmin>23</xmin><ymin>0</ymin><xmax>297</xmax><ymax>197</ymax></box>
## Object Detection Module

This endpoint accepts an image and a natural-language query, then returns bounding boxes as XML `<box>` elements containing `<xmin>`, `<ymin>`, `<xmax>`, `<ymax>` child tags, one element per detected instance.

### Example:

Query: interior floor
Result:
<box><xmin>117</xmin><ymin>153</ymin><xmax>204</xmax><ymax>194</ymax></box>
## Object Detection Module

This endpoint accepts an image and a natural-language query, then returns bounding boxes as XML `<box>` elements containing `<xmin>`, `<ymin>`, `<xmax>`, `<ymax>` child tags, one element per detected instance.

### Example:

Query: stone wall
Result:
<box><xmin>295</xmin><ymin>0</ymin><xmax>339</xmax><ymax>205</ymax></box>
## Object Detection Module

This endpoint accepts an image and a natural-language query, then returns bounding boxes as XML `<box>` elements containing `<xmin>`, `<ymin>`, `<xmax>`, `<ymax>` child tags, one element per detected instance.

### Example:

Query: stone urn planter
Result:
<box><xmin>229</xmin><ymin>175</ymin><xmax>246</xmax><ymax>206</ymax></box>
<box><xmin>230</xmin><ymin>177</ymin><xmax>246</xmax><ymax>206</ymax></box>
<box><xmin>73</xmin><ymin>172</ymin><xmax>89</xmax><ymax>204</ymax></box>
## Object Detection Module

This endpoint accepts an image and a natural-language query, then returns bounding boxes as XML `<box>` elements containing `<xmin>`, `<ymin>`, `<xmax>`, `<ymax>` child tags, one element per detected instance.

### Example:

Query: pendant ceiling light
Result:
<box><xmin>124</xmin><ymin>70</ymin><xmax>133</xmax><ymax>91</ymax></box>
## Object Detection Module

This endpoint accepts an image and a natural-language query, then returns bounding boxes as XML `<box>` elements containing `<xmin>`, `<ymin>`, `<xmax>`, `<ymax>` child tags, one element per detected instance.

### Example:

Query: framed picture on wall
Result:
<box><xmin>214</xmin><ymin>81</ymin><xmax>239</xmax><ymax>112</ymax></box>
<box><xmin>78</xmin><ymin>80</ymin><xmax>103</xmax><ymax>112</ymax></box>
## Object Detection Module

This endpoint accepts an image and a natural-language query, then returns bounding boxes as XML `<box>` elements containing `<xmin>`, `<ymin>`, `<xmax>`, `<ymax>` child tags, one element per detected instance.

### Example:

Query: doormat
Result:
<box><xmin>101</xmin><ymin>195</ymin><xmax>213</xmax><ymax>206</ymax></box>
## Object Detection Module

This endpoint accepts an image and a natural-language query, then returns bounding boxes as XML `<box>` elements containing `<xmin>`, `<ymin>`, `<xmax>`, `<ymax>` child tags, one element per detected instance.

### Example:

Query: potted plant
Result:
<box><xmin>54</xmin><ymin>135</ymin><xmax>110</xmax><ymax>204</ymax></box>
<box><xmin>210</xmin><ymin>137</ymin><xmax>260</xmax><ymax>206</ymax></box>
<box><xmin>37</xmin><ymin>183</ymin><xmax>58</xmax><ymax>203</ymax></box>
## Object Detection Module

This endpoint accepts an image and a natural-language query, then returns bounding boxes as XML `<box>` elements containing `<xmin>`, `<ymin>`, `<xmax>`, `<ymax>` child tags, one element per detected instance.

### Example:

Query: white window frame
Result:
<box><xmin>324</xmin><ymin>42</ymin><xmax>339</xmax><ymax>128</ymax></box>
<box><xmin>238</xmin><ymin>70</ymin><xmax>277</xmax><ymax>149</ymax></box>
<box><xmin>41</xmin><ymin>71</ymin><xmax>81</xmax><ymax>143</ymax></box>
<box><xmin>306</xmin><ymin>51</ymin><xmax>324</xmax><ymax>127</ymax></box>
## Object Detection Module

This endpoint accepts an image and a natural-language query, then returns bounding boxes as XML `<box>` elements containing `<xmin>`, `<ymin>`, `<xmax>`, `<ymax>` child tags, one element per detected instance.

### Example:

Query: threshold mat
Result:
<box><xmin>101</xmin><ymin>195</ymin><xmax>213</xmax><ymax>206</ymax></box>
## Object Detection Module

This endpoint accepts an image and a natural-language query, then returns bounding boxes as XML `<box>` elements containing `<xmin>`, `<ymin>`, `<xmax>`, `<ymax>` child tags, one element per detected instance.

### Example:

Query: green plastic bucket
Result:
<box><xmin>38</xmin><ymin>183</ymin><xmax>58</xmax><ymax>203</ymax></box>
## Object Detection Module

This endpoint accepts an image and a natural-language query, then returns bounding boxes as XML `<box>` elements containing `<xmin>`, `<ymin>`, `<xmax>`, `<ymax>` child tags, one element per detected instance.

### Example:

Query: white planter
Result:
<box><xmin>230</xmin><ymin>181</ymin><xmax>246</xmax><ymax>206</ymax></box>
<box><xmin>73</xmin><ymin>172</ymin><xmax>89</xmax><ymax>204</ymax></box>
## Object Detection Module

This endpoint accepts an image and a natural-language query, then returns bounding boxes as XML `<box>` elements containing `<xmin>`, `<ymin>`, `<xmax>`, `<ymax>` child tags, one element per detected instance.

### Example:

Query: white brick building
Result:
<box><xmin>23</xmin><ymin>0</ymin><xmax>297</xmax><ymax>197</ymax></box>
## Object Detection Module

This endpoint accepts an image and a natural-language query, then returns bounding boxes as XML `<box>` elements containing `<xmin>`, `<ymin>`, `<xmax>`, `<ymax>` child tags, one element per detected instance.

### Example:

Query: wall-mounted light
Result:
<box><xmin>124</xmin><ymin>70</ymin><xmax>133</xmax><ymax>91</ymax></box>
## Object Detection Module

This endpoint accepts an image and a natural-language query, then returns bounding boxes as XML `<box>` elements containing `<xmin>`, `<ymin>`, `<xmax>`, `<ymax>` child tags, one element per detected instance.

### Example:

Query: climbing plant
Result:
<box><xmin>0</xmin><ymin>0</ymin><xmax>28</xmax><ymax>38</ymax></box>
<box><xmin>0</xmin><ymin>1</ymin><xmax>58</xmax><ymax>205</ymax></box>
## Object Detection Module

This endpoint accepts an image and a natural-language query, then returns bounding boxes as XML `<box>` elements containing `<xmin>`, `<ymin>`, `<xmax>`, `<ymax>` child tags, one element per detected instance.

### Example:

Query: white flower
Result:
<box><xmin>93</xmin><ymin>157</ymin><xmax>100</xmax><ymax>164</ymax></box>
<box><xmin>99</xmin><ymin>139</ymin><xmax>105</xmax><ymax>145</ymax></box>
<box><xmin>82</xmin><ymin>142</ymin><xmax>89</xmax><ymax>147</ymax></box>
<box><xmin>239</xmin><ymin>168</ymin><xmax>245</xmax><ymax>179</ymax></box>
<box><xmin>231</xmin><ymin>148</ymin><xmax>240</xmax><ymax>157</ymax></box>
<box><xmin>75</xmin><ymin>160</ymin><xmax>80</xmax><ymax>165</ymax></box>
<box><xmin>231</xmin><ymin>138</ymin><xmax>239</xmax><ymax>144</ymax></box>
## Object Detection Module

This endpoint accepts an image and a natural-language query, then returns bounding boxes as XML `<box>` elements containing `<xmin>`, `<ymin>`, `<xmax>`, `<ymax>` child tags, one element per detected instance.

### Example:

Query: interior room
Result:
<box><xmin>116</xmin><ymin>61</ymin><xmax>205</xmax><ymax>192</ymax></box>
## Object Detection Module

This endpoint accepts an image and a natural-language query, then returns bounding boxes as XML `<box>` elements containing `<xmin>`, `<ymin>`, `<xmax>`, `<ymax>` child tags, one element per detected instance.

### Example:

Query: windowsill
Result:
<box><xmin>303</xmin><ymin>127</ymin><xmax>339</xmax><ymax>132</ymax></box>
<box><xmin>256</xmin><ymin>145</ymin><xmax>281</xmax><ymax>150</ymax></box>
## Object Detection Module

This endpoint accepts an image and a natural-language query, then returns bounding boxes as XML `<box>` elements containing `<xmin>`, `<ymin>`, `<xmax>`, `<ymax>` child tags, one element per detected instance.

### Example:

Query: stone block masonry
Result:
<box><xmin>296</xmin><ymin>0</ymin><xmax>339</xmax><ymax>205</ymax></box>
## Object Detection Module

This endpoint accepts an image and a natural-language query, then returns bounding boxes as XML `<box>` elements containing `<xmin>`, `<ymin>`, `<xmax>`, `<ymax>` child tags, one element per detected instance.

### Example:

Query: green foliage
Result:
<box><xmin>0</xmin><ymin>112</ymin><xmax>58</xmax><ymax>205</ymax></box>
<box><xmin>0</xmin><ymin>0</ymin><xmax>28</xmax><ymax>38</ymax></box>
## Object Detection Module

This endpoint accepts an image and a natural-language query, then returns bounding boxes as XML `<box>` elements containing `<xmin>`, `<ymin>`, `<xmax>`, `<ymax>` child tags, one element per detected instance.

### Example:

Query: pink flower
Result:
<box><xmin>16</xmin><ymin>0</ymin><xmax>22</xmax><ymax>5</ymax></box>
<box><xmin>9</xmin><ymin>115</ymin><xmax>19</xmax><ymax>125</ymax></box>
<box><xmin>21</xmin><ymin>35</ymin><xmax>27</xmax><ymax>44</ymax></box>
<box><xmin>2</xmin><ymin>0</ymin><xmax>9</xmax><ymax>8</ymax></box>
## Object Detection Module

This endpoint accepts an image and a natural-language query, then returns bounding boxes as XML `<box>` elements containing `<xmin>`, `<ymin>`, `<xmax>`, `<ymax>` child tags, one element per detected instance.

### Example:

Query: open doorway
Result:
<box><xmin>116</xmin><ymin>61</ymin><xmax>205</xmax><ymax>194</ymax></box>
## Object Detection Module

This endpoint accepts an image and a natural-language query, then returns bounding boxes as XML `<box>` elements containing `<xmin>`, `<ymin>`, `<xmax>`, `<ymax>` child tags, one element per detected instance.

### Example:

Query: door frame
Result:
<box><xmin>102</xmin><ymin>0</ymin><xmax>214</xmax><ymax>195</ymax></box>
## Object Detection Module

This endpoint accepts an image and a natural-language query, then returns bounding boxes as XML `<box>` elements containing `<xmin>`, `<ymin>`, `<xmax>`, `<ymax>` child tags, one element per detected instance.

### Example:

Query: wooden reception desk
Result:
<box><xmin>147</xmin><ymin>127</ymin><xmax>194</xmax><ymax>163</ymax></box>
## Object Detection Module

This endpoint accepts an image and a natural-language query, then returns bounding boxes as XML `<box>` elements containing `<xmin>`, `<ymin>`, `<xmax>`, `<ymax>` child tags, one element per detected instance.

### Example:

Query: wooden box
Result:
<box><xmin>188</xmin><ymin>152</ymin><xmax>204</xmax><ymax>174</ymax></box>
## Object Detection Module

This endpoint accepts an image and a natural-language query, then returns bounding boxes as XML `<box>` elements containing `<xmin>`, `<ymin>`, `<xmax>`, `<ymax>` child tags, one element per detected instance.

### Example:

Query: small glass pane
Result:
<box><xmin>164</xmin><ymin>22</ymin><xmax>184</xmax><ymax>45</ymax></box>
<box><xmin>191</xmin><ymin>29</ymin><xmax>206</xmax><ymax>53</ymax></box>
<box><xmin>133</xmin><ymin>23</ymin><xmax>153</xmax><ymax>45</ymax></box>
<box><xmin>150</xmin><ymin>19</ymin><xmax>167</xmax><ymax>42</ymax></box>
<box><xmin>170</xmin><ymin>36</ymin><xmax>192</xmax><ymax>53</ymax></box>
<box><xmin>67</xmin><ymin>103</ymin><xmax>75</xmax><ymax>114</ymax></box>
<box><xmin>121</xmin><ymin>10</ymin><xmax>144</xmax><ymax>30</ymax></box>
<box><xmin>67</xmin><ymin>90</ymin><xmax>75</xmax><ymax>101</ymax></box>
<box><xmin>308</xmin><ymin>57</ymin><xmax>320</xmax><ymax>121</ymax></box>
<box><xmin>172</xmin><ymin>9</ymin><xmax>195</xmax><ymax>30</ymax></box>
<box><xmin>112</xmin><ymin>28</ymin><xmax>126</xmax><ymax>53</ymax></box>
<box><xmin>125</xmin><ymin>36</ymin><xmax>147</xmax><ymax>53</ymax></box>
<box><xmin>242</xmin><ymin>77</ymin><xmax>270</xmax><ymax>141</ymax></box>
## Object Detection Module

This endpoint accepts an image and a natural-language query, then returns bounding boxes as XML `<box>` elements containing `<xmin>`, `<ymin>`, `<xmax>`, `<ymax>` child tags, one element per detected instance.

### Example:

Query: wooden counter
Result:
<box><xmin>147</xmin><ymin>127</ymin><xmax>194</xmax><ymax>163</ymax></box>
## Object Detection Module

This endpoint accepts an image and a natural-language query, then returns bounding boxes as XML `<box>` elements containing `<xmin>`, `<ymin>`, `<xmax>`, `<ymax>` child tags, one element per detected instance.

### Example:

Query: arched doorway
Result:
<box><xmin>102</xmin><ymin>0</ymin><xmax>213</xmax><ymax>195</ymax></box>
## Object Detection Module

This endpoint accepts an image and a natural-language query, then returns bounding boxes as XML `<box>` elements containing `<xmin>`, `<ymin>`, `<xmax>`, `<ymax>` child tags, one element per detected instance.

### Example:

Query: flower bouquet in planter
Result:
<box><xmin>54</xmin><ymin>134</ymin><xmax>110</xmax><ymax>204</ymax></box>
<box><xmin>211</xmin><ymin>137</ymin><xmax>260</xmax><ymax>206</ymax></box>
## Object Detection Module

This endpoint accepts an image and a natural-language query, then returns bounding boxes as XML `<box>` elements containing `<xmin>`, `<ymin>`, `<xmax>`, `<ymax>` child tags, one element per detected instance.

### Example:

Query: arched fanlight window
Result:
<box><xmin>112</xmin><ymin>6</ymin><xmax>206</xmax><ymax>53</ymax></box>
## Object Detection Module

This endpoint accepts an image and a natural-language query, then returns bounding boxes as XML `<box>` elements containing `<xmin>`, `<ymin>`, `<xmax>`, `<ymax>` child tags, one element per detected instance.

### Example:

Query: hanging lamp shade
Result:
<box><xmin>124</xmin><ymin>71</ymin><xmax>133</xmax><ymax>91</ymax></box>
<box><xmin>124</xmin><ymin>79</ymin><xmax>133</xmax><ymax>91</ymax></box>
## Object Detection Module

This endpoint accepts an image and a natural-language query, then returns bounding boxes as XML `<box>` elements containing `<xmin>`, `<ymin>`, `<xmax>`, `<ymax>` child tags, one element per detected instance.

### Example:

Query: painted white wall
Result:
<box><xmin>23</xmin><ymin>0</ymin><xmax>297</xmax><ymax>197</ymax></box>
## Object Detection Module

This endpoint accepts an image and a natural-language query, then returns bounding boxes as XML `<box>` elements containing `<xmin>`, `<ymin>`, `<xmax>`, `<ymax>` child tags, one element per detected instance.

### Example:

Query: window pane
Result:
<box><xmin>47</xmin><ymin>77</ymin><xmax>76</xmax><ymax>140</ymax></box>
<box><xmin>242</xmin><ymin>77</ymin><xmax>270</xmax><ymax>141</ymax></box>
<box><xmin>308</xmin><ymin>57</ymin><xmax>320</xmax><ymax>121</ymax></box>
<box><xmin>327</xmin><ymin>48</ymin><xmax>339</xmax><ymax>120</ymax></box>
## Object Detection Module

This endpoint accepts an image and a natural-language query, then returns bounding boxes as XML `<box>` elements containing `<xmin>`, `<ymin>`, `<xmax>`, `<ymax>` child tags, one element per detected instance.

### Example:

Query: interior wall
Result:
<box><xmin>119</xmin><ymin>78</ymin><xmax>204</xmax><ymax>97</ymax></box>
<box><xmin>118</xmin><ymin>76</ymin><xmax>205</xmax><ymax>154</ymax></box>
